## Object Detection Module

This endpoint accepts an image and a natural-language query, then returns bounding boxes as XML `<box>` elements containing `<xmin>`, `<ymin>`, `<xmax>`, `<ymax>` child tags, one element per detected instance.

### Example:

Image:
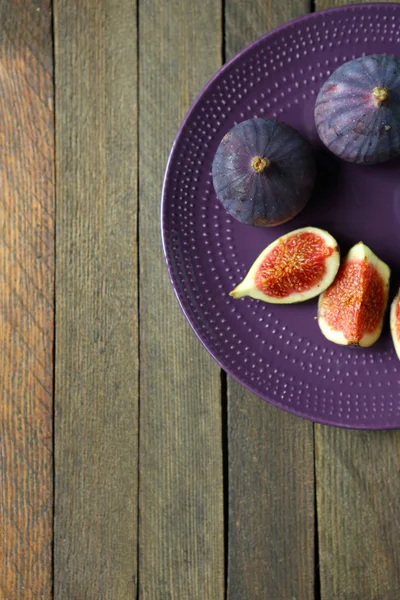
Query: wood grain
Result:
<box><xmin>315</xmin><ymin>426</ymin><xmax>400</xmax><ymax>600</ymax></box>
<box><xmin>224</xmin><ymin>3</ymin><xmax>316</xmax><ymax>599</ymax></box>
<box><xmin>0</xmin><ymin>1</ymin><xmax>54</xmax><ymax>597</ymax></box>
<box><xmin>138</xmin><ymin>1</ymin><xmax>224</xmax><ymax>598</ymax></box>
<box><xmin>54</xmin><ymin>2</ymin><xmax>138</xmax><ymax>598</ymax></box>
<box><xmin>225</xmin><ymin>0</ymin><xmax>311</xmax><ymax>57</ymax></box>
<box><xmin>313</xmin><ymin>3</ymin><xmax>400</xmax><ymax>600</ymax></box>
<box><xmin>227</xmin><ymin>384</ymin><xmax>315</xmax><ymax>600</ymax></box>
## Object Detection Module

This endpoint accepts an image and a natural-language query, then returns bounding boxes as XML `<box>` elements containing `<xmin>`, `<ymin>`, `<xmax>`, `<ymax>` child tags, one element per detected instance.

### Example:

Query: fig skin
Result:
<box><xmin>230</xmin><ymin>227</ymin><xmax>340</xmax><ymax>304</ymax></box>
<box><xmin>212</xmin><ymin>118</ymin><xmax>316</xmax><ymax>227</ymax></box>
<box><xmin>315</xmin><ymin>54</ymin><xmax>400</xmax><ymax>164</ymax></box>
<box><xmin>318</xmin><ymin>243</ymin><xmax>390</xmax><ymax>347</ymax></box>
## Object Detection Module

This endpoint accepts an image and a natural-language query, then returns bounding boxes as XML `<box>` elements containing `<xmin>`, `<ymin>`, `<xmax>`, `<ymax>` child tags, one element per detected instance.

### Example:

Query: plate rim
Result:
<box><xmin>160</xmin><ymin>1</ymin><xmax>400</xmax><ymax>430</ymax></box>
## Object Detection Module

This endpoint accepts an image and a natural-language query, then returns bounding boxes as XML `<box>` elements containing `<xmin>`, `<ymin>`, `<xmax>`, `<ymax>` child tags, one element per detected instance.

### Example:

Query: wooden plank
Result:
<box><xmin>224</xmin><ymin>3</ymin><xmax>315</xmax><ymax>599</ymax></box>
<box><xmin>316</xmin><ymin>427</ymin><xmax>400</xmax><ymax>599</ymax></box>
<box><xmin>313</xmin><ymin>3</ymin><xmax>400</xmax><ymax>600</ymax></box>
<box><xmin>225</xmin><ymin>0</ymin><xmax>311</xmax><ymax>57</ymax></box>
<box><xmin>227</xmin><ymin>385</ymin><xmax>315</xmax><ymax>600</ymax></box>
<box><xmin>138</xmin><ymin>1</ymin><xmax>224</xmax><ymax>598</ymax></box>
<box><xmin>53</xmin><ymin>2</ymin><xmax>138</xmax><ymax>598</ymax></box>
<box><xmin>0</xmin><ymin>2</ymin><xmax>54</xmax><ymax>598</ymax></box>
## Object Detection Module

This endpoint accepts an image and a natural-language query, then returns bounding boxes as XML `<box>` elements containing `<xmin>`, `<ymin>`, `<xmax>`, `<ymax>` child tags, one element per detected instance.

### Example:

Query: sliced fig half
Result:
<box><xmin>390</xmin><ymin>289</ymin><xmax>400</xmax><ymax>359</ymax></box>
<box><xmin>318</xmin><ymin>242</ymin><xmax>390</xmax><ymax>347</ymax></box>
<box><xmin>229</xmin><ymin>227</ymin><xmax>340</xmax><ymax>304</ymax></box>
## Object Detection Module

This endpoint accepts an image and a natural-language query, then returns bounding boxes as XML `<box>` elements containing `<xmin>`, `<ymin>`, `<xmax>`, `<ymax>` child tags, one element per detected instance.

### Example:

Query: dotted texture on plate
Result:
<box><xmin>162</xmin><ymin>3</ymin><xmax>400</xmax><ymax>429</ymax></box>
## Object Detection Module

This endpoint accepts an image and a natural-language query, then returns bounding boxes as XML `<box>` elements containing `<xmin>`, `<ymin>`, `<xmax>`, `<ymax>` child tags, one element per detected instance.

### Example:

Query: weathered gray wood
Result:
<box><xmin>316</xmin><ymin>426</ymin><xmax>400</xmax><ymax>600</ymax></box>
<box><xmin>226</xmin><ymin>0</ymin><xmax>311</xmax><ymax>57</ymax></box>
<box><xmin>54</xmin><ymin>2</ymin><xmax>138</xmax><ymax>598</ymax></box>
<box><xmin>0</xmin><ymin>1</ymin><xmax>54</xmax><ymax>597</ymax></box>
<box><xmin>227</xmin><ymin>384</ymin><xmax>315</xmax><ymax>600</ymax></box>
<box><xmin>138</xmin><ymin>1</ymin><xmax>224</xmax><ymax>598</ymax></box>
<box><xmin>313</xmin><ymin>3</ymin><xmax>400</xmax><ymax>600</ymax></box>
<box><xmin>225</xmin><ymin>3</ymin><xmax>315</xmax><ymax>599</ymax></box>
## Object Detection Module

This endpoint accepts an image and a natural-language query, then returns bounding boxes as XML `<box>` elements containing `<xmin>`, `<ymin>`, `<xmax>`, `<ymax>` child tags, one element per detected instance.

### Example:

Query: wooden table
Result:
<box><xmin>2</xmin><ymin>0</ymin><xmax>400</xmax><ymax>598</ymax></box>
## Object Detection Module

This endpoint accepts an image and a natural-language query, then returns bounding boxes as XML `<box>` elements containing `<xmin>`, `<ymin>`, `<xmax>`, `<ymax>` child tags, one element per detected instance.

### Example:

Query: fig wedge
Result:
<box><xmin>318</xmin><ymin>242</ymin><xmax>390</xmax><ymax>347</ymax></box>
<box><xmin>230</xmin><ymin>227</ymin><xmax>340</xmax><ymax>304</ymax></box>
<box><xmin>390</xmin><ymin>288</ymin><xmax>400</xmax><ymax>359</ymax></box>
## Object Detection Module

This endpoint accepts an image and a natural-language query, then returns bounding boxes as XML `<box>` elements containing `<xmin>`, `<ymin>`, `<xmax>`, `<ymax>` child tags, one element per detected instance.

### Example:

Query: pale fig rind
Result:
<box><xmin>318</xmin><ymin>242</ymin><xmax>390</xmax><ymax>347</ymax></box>
<box><xmin>230</xmin><ymin>226</ymin><xmax>340</xmax><ymax>304</ymax></box>
<box><xmin>390</xmin><ymin>289</ymin><xmax>400</xmax><ymax>359</ymax></box>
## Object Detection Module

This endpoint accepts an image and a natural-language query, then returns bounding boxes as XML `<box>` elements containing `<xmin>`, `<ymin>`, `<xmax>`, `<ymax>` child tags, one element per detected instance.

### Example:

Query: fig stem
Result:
<box><xmin>251</xmin><ymin>156</ymin><xmax>270</xmax><ymax>173</ymax></box>
<box><xmin>372</xmin><ymin>86</ymin><xmax>389</xmax><ymax>105</ymax></box>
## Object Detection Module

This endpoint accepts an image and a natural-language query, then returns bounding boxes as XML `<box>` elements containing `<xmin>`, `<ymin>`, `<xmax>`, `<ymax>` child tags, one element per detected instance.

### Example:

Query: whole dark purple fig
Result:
<box><xmin>212</xmin><ymin>118</ymin><xmax>316</xmax><ymax>227</ymax></box>
<box><xmin>315</xmin><ymin>54</ymin><xmax>400</xmax><ymax>165</ymax></box>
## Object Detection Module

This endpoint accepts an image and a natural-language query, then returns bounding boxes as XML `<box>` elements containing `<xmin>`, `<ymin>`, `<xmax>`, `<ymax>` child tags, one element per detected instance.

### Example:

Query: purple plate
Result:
<box><xmin>161</xmin><ymin>3</ymin><xmax>400</xmax><ymax>429</ymax></box>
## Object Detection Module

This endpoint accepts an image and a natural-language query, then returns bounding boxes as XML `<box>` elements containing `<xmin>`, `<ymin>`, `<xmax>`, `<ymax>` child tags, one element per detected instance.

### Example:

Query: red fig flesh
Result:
<box><xmin>318</xmin><ymin>243</ymin><xmax>390</xmax><ymax>347</ymax></box>
<box><xmin>230</xmin><ymin>227</ymin><xmax>340</xmax><ymax>304</ymax></box>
